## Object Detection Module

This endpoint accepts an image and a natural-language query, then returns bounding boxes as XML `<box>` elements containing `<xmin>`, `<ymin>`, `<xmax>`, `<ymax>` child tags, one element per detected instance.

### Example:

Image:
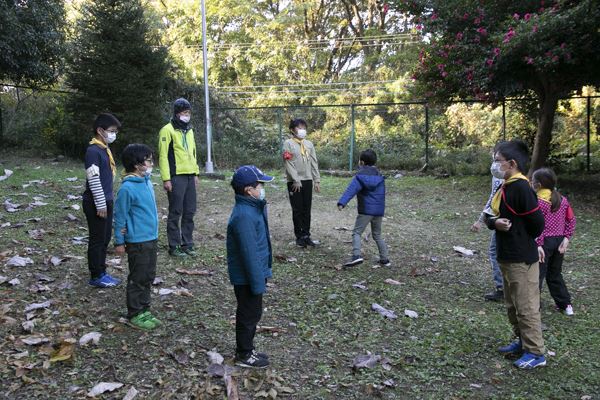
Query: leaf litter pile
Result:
<box><xmin>1</xmin><ymin>155</ymin><xmax>599</xmax><ymax>399</ymax></box>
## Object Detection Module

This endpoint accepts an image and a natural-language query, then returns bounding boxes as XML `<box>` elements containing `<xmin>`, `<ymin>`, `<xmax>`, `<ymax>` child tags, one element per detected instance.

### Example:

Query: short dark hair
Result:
<box><xmin>93</xmin><ymin>113</ymin><xmax>121</xmax><ymax>133</ymax></box>
<box><xmin>360</xmin><ymin>149</ymin><xmax>377</xmax><ymax>166</ymax></box>
<box><xmin>121</xmin><ymin>144</ymin><xmax>153</xmax><ymax>173</ymax></box>
<box><xmin>230</xmin><ymin>180</ymin><xmax>258</xmax><ymax>195</ymax></box>
<box><xmin>495</xmin><ymin>139</ymin><xmax>529</xmax><ymax>173</ymax></box>
<box><xmin>289</xmin><ymin>118</ymin><xmax>307</xmax><ymax>131</ymax></box>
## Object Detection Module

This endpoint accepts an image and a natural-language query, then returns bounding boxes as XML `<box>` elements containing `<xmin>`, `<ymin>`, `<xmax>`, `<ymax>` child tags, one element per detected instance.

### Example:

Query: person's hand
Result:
<box><xmin>558</xmin><ymin>237</ymin><xmax>570</xmax><ymax>254</ymax></box>
<box><xmin>471</xmin><ymin>221</ymin><xmax>482</xmax><ymax>232</ymax></box>
<box><xmin>163</xmin><ymin>180</ymin><xmax>172</xmax><ymax>192</ymax></box>
<box><xmin>314</xmin><ymin>182</ymin><xmax>321</xmax><ymax>193</ymax></box>
<box><xmin>96</xmin><ymin>208</ymin><xmax>107</xmax><ymax>218</ymax></box>
<box><xmin>194</xmin><ymin>176</ymin><xmax>200</xmax><ymax>186</ymax></box>
<box><xmin>291</xmin><ymin>182</ymin><xmax>302</xmax><ymax>192</ymax></box>
<box><xmin>115</xmin><ymin>245</ymin><xmax>126</xmax><ymax>256</ymax></box>
<box><xmin>337</xmin><ymin>204</ymin><xmax>344</xmax><ymax>211</ymax></box>
<box><xmin>537</xmin><ymin>246</ymin><xmax>545</xmax><ymax>263</ymax></box>
<box><xmin>120</xmin><ymin>228</ymin><xmax>127</xmax><ymax>235</ymax></box>
<box><xmin>494</xmin><ymin>218</ymin><xmax>512</xmax><ymax>232</ymax></box>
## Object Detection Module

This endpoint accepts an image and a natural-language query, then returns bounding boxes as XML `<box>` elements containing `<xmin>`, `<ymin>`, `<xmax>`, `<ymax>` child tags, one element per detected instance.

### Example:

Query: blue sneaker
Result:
<box><xmin>513</xmin><ymin>352</ymin><xmax>546</xmax><ymax>369</ymax></box>
<box><xmin>88</xmin><ymin>273</ymin><xmax>120</xmax><ymax>288</ymax></box>
<box><xmin>498</xmin><ymin>339</ymin><xmax>522</xmax><ymax>354</ymax></box>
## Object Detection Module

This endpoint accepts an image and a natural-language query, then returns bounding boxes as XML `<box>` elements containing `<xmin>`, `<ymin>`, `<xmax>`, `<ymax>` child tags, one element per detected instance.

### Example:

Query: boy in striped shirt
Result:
<box><xmin>83</xmin><ymin>113</ymin><xmax>122</xmax><ymax>288</ymax></box>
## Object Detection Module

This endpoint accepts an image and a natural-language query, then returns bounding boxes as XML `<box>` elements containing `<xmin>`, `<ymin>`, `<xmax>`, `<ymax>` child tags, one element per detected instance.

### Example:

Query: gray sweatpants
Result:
<box><xmin>166</xmin><ymin>174</ymin><xmax>197</xmax><ymax>250</ymax></box>
<box><xmin>352</xmin><ymin>214</ymin><xmax>389</xmax><ymax>260</ymax></box>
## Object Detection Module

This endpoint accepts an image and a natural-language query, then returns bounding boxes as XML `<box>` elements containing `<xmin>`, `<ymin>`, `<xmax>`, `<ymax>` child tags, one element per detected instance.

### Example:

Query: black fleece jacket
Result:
<box><xmin>486</xmin><ymin>179</ymin><xmax>545</xmax><ymax>264</ymax></box>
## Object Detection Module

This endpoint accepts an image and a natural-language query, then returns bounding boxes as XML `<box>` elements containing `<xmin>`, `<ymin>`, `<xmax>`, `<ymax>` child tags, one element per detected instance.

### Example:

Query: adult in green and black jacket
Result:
<box><xmin>158</xmin><ymin>98</ymin><xmax>200</xmax><ymax>257</ymax></box>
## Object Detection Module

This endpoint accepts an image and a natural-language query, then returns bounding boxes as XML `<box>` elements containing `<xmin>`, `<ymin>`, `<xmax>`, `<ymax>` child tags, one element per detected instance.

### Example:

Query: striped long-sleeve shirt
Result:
<box><xmin>478</xmin><ymin>176</ymin><xmax>504</xmax><ymax>222</ymax></box>
<box><xmin>82</xmin><ymin>144</ymin><xmax>114</xmax><ymax>209</ymax></box>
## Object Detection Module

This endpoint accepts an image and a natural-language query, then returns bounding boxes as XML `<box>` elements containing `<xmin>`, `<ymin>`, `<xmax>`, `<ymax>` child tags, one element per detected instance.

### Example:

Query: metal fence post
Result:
<box><xmin>349</xmin><ymin>104</ymin><xmax>356</xmax><ymax>171</ymax></box>
<box><xmin>277</xmin><ymin>107</ymin><xmax>283</xmax><ymax>151</ymax></box>
<box><xmin>587</xmin><ymin>96</ymin><xmax>591</xmax><ymax>172</ymax></box>
<box><xmin>425</xmin><ymin>103</ymin><xmax>430</xmax><ymax>166</ymax></box>
<box><xmin>502</xmin><ymin>100</ymin><xmax>506</xmax><ymax>140</ymax></box>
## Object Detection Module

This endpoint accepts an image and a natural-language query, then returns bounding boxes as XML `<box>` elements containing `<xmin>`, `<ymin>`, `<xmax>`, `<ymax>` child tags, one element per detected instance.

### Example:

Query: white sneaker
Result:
<box><xmin>564</xmin><ymin>304</ymin><xmax>574</xmax><ymax>316</ymax></box>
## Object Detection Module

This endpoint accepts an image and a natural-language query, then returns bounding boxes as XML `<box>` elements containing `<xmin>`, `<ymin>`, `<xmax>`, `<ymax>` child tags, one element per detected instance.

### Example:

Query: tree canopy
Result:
<box><xmin>396</xmin><ymin>0</ymin><xmax>600</xmax><ymax>170</ymax></box>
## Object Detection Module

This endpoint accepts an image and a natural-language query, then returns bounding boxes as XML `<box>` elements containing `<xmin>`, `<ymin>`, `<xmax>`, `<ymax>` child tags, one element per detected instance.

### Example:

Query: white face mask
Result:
<box><xmin>103</xmin><ymin>130</ymin><xmax>117</xmax><ymax>144</ymax></box>
<box><xmin>296</xmin><ymin>129</ymin><xmax>307</xmax><ymax>139</ymax></box>
<box><xmin>490</xmin><ymin>161</ymin><xmax>506</xmax><ymax>179</ymax></box>
<box><xmin>179</xmin><ymin>115</ymin><xmax>191</xmax><ymax>123</ymax></box>
<box><xmin>145</xmin><ymin>167</ymin><xmax>153</xmax><ymax>177</ymax></box>
<box><xmin>258</xmin><ymin>187</ymin><xmax>266</xmax><ymax>201</ymax></box>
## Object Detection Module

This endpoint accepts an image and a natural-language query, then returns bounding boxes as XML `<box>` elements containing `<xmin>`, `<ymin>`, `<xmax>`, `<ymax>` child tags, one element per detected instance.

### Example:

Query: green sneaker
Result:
<box><xmin>129</xmin><ymin>311</ymin><xmax>157</xmax><ymax>330</ymax></box>
<box><xmin>183</xmin><ymin>247</ymin><xmax>198</xmax><ymax>257</ymax></box>
<box><xmin>169</xmin><ymin>246</ymin><xmax>188</xmax><ymax>257</ymax></box>
<box><xmin>144</xmin><ymin>311</ymin><xmax>162</xmax><ymax>326</ymax></box>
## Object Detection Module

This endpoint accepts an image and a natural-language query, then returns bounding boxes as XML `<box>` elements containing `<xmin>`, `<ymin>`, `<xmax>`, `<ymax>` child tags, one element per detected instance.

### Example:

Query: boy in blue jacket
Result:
<box><xmin>227</xmin><ymin>165</ymin><xmax>274</xmax><ymax>368</ymax></box>
<box><xmin>114</xmin><ymin>144</ymin><xmax>160</xmax><ymax>330</ymax></box>
<box><xmin>338</xmin><ymin>149</ymin><xmax>390</xmax><ymax>267</ymax></box>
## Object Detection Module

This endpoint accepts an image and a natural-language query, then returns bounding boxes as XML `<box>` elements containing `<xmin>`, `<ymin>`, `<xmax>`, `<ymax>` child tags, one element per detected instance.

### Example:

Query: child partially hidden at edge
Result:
<box><xmin>227</xmin><ymin>165</ymin><xmax>274</xmax><ymax>368</ymax></box>
<box><xmin>337</xmin><ymin>149</ymin><xmax>390</xmax><ymax>268</ymax></box>
<box><xmin>531</xmin><ymin>167</ymin><xmax>576</xmax><ymax>316</ymax></box>
<box><xmin>485</xmin><ymin>139</ymin><xmax>546</xmax><ymax>369</ymax></box>
<box><xmin>113</xmin><ymin>144</ymin><xmax>160</xmax><ymax>330</ymax></box>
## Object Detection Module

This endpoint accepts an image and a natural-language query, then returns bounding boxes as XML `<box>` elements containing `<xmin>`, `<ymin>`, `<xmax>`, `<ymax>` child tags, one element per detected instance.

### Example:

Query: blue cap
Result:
<box><xmin>231</xmin><ymin>165</ymin><xmax>274</xmax><ymax>188</ymax></box>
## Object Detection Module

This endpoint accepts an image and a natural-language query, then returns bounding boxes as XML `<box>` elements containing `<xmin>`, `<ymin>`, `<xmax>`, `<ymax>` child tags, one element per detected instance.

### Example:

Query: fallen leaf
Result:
<box><xmin>207</xmin><ymin>363</ymin><xmax>225</xmax><ymax>378</ymax></box>
<box><xmin>66</xmin><ymin>213</ymin><xmax>79</xmax><ymax>221</ymax></box>
<box><xmin>79</xmin><ymin>332</ymin><xmax>102</xmax><ymax>346</ymax></box>
<box><xmin>158</xmin><ymin>288</ymin><xmax>174</xmax><ymax>296</ymax></box>
<box><xmin>175</xmin><ymin>268</ymin><xmax>213</xmax><ymax>276</ymax></box>
<box><xmin>24</xmin><ymin>300</ymin><xmax>52</xmax><ymax>312</ymax></box>
<box><xmin>21</xmin><ymin>320</ymin><xmax>35</xmax><ymax>333</ymax></box>
<box><xmin>29</xmin><ymin>201</ymin><xmax>48</xmax><ymax>207</ymax></box>
<box><xmin>8</xmin><ymin>278</ymin><xmax>21</xmax><ymax>286</ymax></box>
<box><xmin>21</xmin><ymin>335</ymin><xmax>50</xmax><ymax>345</ymax></box>
<box><xmin>87</xmin><ymin>382</ymin><xmax>123</xmax><ymax>397</ymax></box>
<box><xmin>0</xmin><ymin>275</ymin><xmax>8</xmax><ymax>284</ymax></box>
<box><xmin>384</xmin><ymin>278</ymin><xmax>403</xmax><ymax>285</ymax></box>
<box><xmin>170</xmin><ymin>348</ymin><xmax>189</xmax><ymax>365</ymax></box>
<box><xmin>152</xmin><ymin>277</ymin><xmax>164</xmax><ymax>285</ymax></box>
<box><xmin>25</xmin><ymin>217</ymin><xmax>42</xmax><ymax>223</ymax></box>
<box><xmin>352</xmin><ymin>283</ymin><xmax>368</xmax><ymax>290</ymax></box>
<box><xmin>224</xmin><ymin>373</ymin><xmax>240</xmax><ymax>400</ymax></box>
<box><xmin>0</xmin><ymin>169</ymin><xmax>13</xmax><ymax>181</ymax></box>
<box><xmin>50</xmin><ymin>341</ymin><xmax>76</xmax><ymax>362</ymax></box>
<box><xmin>453</xmin><ymin>246</ymin><xmax>475</xmax><ymax>257</ymax></box>
<box><xmin>383</xmin><ymin>379</ymin><xmax>396</xmax><ymax>387</ymax></box>
<box><xmin>66</xmin><ymin>177</ymin><xmax>78</xmax><ymax>182</ymax></box>
<box><xmin>404</xmin><ymin>309</ymin><xmax>419</xmax><ymax>319</ymax></box>
<box><xmin>123</xmin><ymin>386</ymin><xmax>138</xmax><ymax>400</ymax></box>
<box><xmin>207</xmin><ymin>349</ymin><xmax>224</xmax><ymax>365</ymax></box>
<box><xmin>352</xmin><ymin>353</ymin><xmax>381</xmax><ymax>369</ymax></box>
<box><xmin>256</xmin><ymin>325</ymin><xmax>287</xmax><ymax>334</ymax></box>
<box><xmin>4</xmin><ymin>199</ymin><xmax>21</xmax><ymax>212</ymax></box>
<box><xmin>6</xmin><ymin>256</ymin><xmax>34</xmax><ymax>267</ymax></box>
<box><xmin>371</xmin><ymin>303</ymin><xmax>397</xmax><ymax>319</ymax></box>
<box><xmin>48</xmin><ymin>256</ymin><xmax>66</xmax><ymax>267</ymax></box>
<box><xmin>70</xmin><ymin>204</ymin><xmax>81</xmax><ymax>211</ymax></box>
<box><xmin>213</xmin><ymin>233</ymin><xmax>225</xmax><ymax>240</ymax></box>
<box><xmin>67</xmin><ymin>194</ymin><xmax>82</xmax><ymax>201</ymax></box>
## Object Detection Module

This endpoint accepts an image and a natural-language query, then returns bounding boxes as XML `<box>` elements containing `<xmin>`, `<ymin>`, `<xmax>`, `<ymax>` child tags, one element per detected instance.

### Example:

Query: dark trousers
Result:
<box><xmin>234</xmin><ymin>285</ymin><xmax>263</xmax><ymax>357</ymax></box>
<box><xmin>126</xmin><ymin>240</ymin><xmax>158</xmax><ymax>319</ymax></box>
<box><xmin>539</xmin><ymin>236</ymin><xmax>571</xmax><ymax>308</ymax></box>
<box><xmin>167</xmin><ymin>174</ymin><xmax>197</xmax><ymax>250</ymax></box>
<box><xmin>83</xmin><ymin>199</ymin><xmax>113</xmax><ymax>279</ymax></box>
<box><xmin>287</xmin><ymin>180</ymin><xmax>313</xmax><ymax>239</ymax></box>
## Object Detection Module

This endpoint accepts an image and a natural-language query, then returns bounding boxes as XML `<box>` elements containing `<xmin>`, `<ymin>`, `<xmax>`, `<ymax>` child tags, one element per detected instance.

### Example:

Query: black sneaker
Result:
<box><xmin>484</xmin><ymin>289</ymin><xmax>504</xmax><ymax>301</ymax></box>
<box><xmin>235</xmin><ymin>352</ymin><xmax>270</xmax><ymax>368</ymax></box>
<box><xmin>344</xmin><ymin>255</ymin><xmax>364</xmax><ymax>267</ymax></box>
<box><xmin>296</xmin><ymin>238</ymin><xmax>307</xmax><ymax>248</ymax></box>
<box><xmin>252</xmin><ymin>349</ymin><xmax>269</xmax><ymax>360</ymax></box>
<box><xmin>379</xmin><ymin>259</ymin><xmax>391</xmax><ymax>267</ymax></box>
<box><xmin>304</xmin><ymin>237</ymin><xmax>319</xmax><ymax>247</ymax></box>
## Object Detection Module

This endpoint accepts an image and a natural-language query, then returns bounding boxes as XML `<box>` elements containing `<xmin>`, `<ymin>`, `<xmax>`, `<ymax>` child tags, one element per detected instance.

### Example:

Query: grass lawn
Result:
<box><xmin>1</xmin><ymin>151</ymin><xmax>599</xmax><ymax>399</ymax></box>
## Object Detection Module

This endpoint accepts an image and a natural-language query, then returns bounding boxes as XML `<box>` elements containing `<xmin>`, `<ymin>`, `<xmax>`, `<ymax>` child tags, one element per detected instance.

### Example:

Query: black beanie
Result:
<box><xmin>173</xmin><ymin>98</ymin><xmax>191</xmax><ymax>116</ymax></box>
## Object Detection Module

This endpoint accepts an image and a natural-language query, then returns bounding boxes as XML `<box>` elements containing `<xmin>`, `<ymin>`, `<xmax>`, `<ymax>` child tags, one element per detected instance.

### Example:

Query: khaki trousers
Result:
<box><xmin>500</xmin><ymin>261</ymin><xmax>545</xmax><ymax>355</ymax></box>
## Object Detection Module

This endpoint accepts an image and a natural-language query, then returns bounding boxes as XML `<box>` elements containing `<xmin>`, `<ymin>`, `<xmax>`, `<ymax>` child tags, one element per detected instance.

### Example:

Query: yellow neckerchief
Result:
<box><xmin>536</xmin><ymin>188</ymin><xmax>552</xmax><ymax>203</ymax></box>
<box><xmin>292</xmin><ymin>137</ymin><xmax>308</xmax><ymax>160</ymax></box>
<box><xmin>490</xmin><ymin>172</ymin><xmax>528</xmax><ymax>216</ymax></box>
<box><xmin>89</xmin><ymin>138</ymin><xmax>116</xmax><ymax>177</ymax></box>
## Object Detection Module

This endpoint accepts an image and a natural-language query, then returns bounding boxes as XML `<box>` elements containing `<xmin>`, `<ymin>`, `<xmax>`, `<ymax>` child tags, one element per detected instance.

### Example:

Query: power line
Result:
<box><xmin>214</xmin><ymin>80</ymin><xmax>398</xmax><ymax>89</ymax></box>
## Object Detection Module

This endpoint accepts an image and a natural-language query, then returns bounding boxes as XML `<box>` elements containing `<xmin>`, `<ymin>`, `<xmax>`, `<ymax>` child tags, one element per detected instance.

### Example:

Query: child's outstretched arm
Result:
<box><xmin>337</xmin><ymin>177</ymin><xmax>362</xmax><ymax>208</ymax></box>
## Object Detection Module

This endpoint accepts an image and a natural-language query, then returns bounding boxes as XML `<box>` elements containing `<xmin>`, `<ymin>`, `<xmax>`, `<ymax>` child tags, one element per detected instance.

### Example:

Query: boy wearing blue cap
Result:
<box><xmin>227</xmin><ymin>165</ymin><xmax>274</xmax><ymax>368</ymax></box>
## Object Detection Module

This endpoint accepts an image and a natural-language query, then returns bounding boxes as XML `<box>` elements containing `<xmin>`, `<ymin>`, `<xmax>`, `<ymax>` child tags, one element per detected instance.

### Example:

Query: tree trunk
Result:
<box><xmin>529</xmin><ymin>92</ymin><xmax>559</xmax><ymax>174</ymax></box>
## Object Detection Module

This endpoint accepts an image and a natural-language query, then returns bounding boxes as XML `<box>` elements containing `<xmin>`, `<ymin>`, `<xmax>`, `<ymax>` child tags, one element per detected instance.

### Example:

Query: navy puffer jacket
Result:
<box><xmin>337</xmin><ymin>165</ymin><xmax>385</xmax><ymax>216</ymax></box>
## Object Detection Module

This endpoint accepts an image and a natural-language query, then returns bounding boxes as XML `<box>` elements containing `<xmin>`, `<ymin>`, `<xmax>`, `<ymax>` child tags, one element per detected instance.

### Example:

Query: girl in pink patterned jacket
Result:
<box><xmin>532</xmin><ymin>168</ymin><xmax>576</xmax><ymax>316</ymax></box>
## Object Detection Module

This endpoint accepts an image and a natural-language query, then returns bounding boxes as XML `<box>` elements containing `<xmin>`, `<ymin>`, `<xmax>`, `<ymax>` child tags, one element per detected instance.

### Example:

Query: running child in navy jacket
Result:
<box><xmin>337</xmin><ymin>149</ymin><xmax>390</xmax><ymax>267</ymax></box>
